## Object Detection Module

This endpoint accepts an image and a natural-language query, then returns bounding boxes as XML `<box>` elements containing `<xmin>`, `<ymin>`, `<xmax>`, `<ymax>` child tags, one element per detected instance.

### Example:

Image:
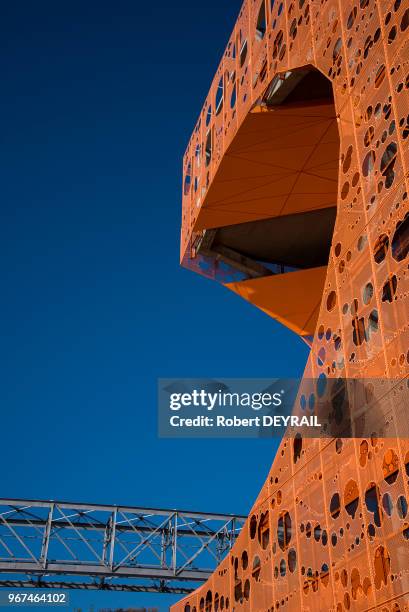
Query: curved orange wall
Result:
<box><xmin>176</xmin><ymin>0</ymin><xmax>409</xmax><ymax>610</ymax></box>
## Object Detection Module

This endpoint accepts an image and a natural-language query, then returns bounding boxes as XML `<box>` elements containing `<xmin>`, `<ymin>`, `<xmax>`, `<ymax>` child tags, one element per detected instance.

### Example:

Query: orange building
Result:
<box><xmin>175</xmin><ymin>0</ymin><xmax>409</xmax><ymax>610</ymax></box>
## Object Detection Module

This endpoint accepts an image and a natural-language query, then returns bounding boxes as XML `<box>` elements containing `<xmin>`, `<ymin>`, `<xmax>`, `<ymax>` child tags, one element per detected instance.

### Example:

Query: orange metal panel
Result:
<box><xmin>191</xmin><ymin>102</ymin><xmax>339</xmax><ymax>233</ymax></box>
<box><xmin>225</xmin><ymin>266</ymin><xmax>327</xmax><ymax>337</ymax></box>
<box><xmin>176</xmin><ymin>0</ymin><xmax>409</xmax><ymax>610</ymax></box>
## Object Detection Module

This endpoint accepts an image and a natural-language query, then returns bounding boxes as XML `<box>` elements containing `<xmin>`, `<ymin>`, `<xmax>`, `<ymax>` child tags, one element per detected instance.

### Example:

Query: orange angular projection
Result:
<box><xmin>175</xmin><ymin>0</ymin><xmax>409</xmax><ymax>610</ymax></box>
<box><xmin>226</xmin><ymin>266</ymin><xmax>327</xmax><ymax>337</ymax></box>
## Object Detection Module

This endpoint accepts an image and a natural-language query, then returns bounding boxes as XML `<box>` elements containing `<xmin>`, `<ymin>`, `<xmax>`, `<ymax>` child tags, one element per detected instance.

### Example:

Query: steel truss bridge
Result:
<box><xmin>0</xmin><ymin>499</ymin><xmax>245</xmax><ymax>594</ymax></box>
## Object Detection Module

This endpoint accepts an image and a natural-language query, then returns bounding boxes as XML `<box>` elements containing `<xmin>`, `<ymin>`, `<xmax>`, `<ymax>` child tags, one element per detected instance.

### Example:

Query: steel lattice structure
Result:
<box><xmin>175</xmin><ymin>0</ymin><xmax>409</xmax><ymax>610</ymax></box>
<box><xmin>0</xmin><ymin>499</ymin><xmax>245</xmax><ymax>594</ymax></box>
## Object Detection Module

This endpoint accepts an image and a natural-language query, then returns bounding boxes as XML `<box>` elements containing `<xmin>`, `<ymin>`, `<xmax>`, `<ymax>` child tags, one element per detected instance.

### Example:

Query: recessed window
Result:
<box><xmin>277</xmin><ymin>511</ymin><xmax>292</xmax><ymax>551</ymax></box>
<box><xmin>239</xmin><ymin>40</ymin><xmax>248</xmax><ymax>67</ymax></box>
<box><xmin>184</xmin><ymin>162</ymin><xmax>191</xmax><ymax>196</ymax></box>
<box><xmin>205</xmin><ymin>131</ymin><xmax>212</xmax><ymax>167</ymax></box>
<box><xmin>215</xmin><ymin>76</ymin><xmax>224</xmax><ymax>116</ymax></box>
<box><xmin>256</xmin><ymin>1</ymin><xmax>267</xmax><ymax>41</ymax></box>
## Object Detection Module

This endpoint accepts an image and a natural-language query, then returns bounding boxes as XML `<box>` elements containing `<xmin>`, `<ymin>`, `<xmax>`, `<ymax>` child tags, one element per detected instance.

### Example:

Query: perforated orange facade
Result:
<box><xmin>175</xmin><ymin>0</ymin><xmax>409</xmax><ymax>610</ymax></box>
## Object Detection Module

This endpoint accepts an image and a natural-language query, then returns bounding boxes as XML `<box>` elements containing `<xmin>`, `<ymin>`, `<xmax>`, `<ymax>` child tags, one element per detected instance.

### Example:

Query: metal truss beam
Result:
<box><xmin>0</xmin><ymin>580</ymin><xmax>192</xmax><ymax>595</ymax></box>
<box><xmin>0</xmin><ymin>499</ymin><xmax>245</xmax><ymax>594</ymax></box>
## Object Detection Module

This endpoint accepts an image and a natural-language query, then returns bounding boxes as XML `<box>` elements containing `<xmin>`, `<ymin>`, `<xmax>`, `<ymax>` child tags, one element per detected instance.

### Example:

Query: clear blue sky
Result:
<box><xmin>0</xmin><ymin>1</ymin><xmax>309</xmax><ymax>609</ymax></box>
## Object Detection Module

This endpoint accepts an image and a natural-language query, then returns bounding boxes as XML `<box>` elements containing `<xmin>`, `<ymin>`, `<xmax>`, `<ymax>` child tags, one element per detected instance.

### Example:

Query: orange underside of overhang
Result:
<box><xmin>225</xmin><ymin>266</ymin><xmax>327</xmax><ymax>337</ymax></box>
<box><xmin>193</xmin><ymin>101</ymin><xmax>338</xmax><ymax>232</ymax></box>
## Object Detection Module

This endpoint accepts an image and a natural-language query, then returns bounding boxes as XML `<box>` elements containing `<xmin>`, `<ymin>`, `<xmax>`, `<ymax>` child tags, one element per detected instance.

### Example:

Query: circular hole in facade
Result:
<box><xmin>243</xmin><ymin>579</ymin><xmax>250</xmax><ymax>601</ymax></box>
<box><xmin>358</xmin><ymin>235</ymin><xmax>367</xmax><ymax>251</ymax></box>
<box><xmin>257</xmin><ymin>511</ymin><xmax>270</xmax><ymax>549</ymax></box>
<box><xmin>280</xmin><ymin>558</ymin><xmax>286</xmax><ymax>576</ymax></box>
<box><xmin>277</xmin><ymin>511</ymin><xmax>292</xmax><ymax>551</ymax></box>
<box><xmin>327</xmin><ymin>291</ymin><xmax>337</xmax><ymax>311</ymax></box>
<box><xmin>288</xmin><ymin>548</ymin><xmax>296</xmax><ymax>572</ymax></box>
<box><xmin>252</xmin><ymin>555</ymin><xmax>261</xmax><ymax>581</ymax></box>
<box><xmin>318</xmin><ymin>347</ymin><xmax>326</xmax><ymax>366</ymax></box>
<box><xmin>239</xmin><ymin>40</ymin><xmax>248</xmax><ymax>67</ymax></box>
<box><xmin>341</xmin><ymin>181</ymin><xmax>349</xmax><ymax>199</ymax></box>
<box><xmin>374</xmin><ymin>234</ymin><xmax>389</xmax><ymax>263</ymax></box>
<box><xmin>380</xmin><ymin>142</ymin><xmax>397</xmax><ymax>187</ymax></box>
<box><xmin>205</xmin><ymin>131</ymin><xmax>212</xmax><ymax>167</ymax></box>
<box><xmin>401</xmin><ymin>8</ymin><xmax>409</xmax><ymax>31</ymax></box>
<box><xmin>215</xmin><ymin>77</ymin><xmax>224</xmax><ymax>116</ymax></box>
<box><xmin>382</xmin><ymin>493</ymin><xmax>393</xmax><ymax>517</ymax></box>
<box><xmin>343</xmin><ymin>146</ymin><xmax>353</xmax><ymax>173</ymax></box>
<box><xmin>382</xmin><ymin>274</ymin><xmax>398</xmax><ymax>302</ymax></box>
<box><xmin>368</xmin><ymin>309</ymin><xmax>379</xmax><ymax>333</ymax></box>
<box><xmin>293</xmin><ymin>434</ymin><xmax>302</xmax><ymax>464</ymax></box>
<box><xmin>347</xmin><ymin>7</ymin><xmax>357</xmax><ymax>29</ymax></box>
<box><xmin>234</xmin><ymin>581</ymin><xmax>242</xmax><ymax>603</ymax></box>
<box><xmin>363</xmin><ymin>282</ymin><xmax>374</xmax><ymax>304</ymax></box>
<box><xmin>375</xmin><ymin>64</ymin><xmax>386</xmax><ymax>88</ymax></box>
<box><xmin>230</xmin><ymin>84</ymin><xmax>237</xmax><ymax>109</ymax></box>
<box><xmin>333</xmin><ymin>38</ymin><xmax>342</xmax><ymax>61</ymax></box>
<box><xmin>249</xmin><ymin>515</ymin><xmax>257</xmax><ymax>539</ymax></box>
<box><xmin>256</xmin><ymin>1</ymin><xmax>267</xmax><ymax>40</ymax></box>
<box><xmin>330</xmin><ymin>493</ymin><xmax>341</xmax><ymax>519</ymax></box>
<box><xmin>344</xmin><ymin>480</ymin><xmax>359</xmax><ymax>519</ymax></box>
<box><xmin>184</xmin><ymin>162</ymin><xmax>192</xmax><ymax>196</ymax></box>
<box><xmin>362</xmin><ymin>151</ymin><xmax>376</xmax><ymax>177</ymax></box>
<box><xmin>391</xmin><ymin>212</ymin><xmax>409</xmax><ymax>261</ymax></box>
<box><xmin>317</xmin><ymin>373</ymin><xmax>327</xmax><ymax>398</ymax></box>
<box><xmin>364</xmin><ymin>126</ymin><xmax>375</xmax><ymax>146</ymax></box>
<box><xmin>397</xmin><ymin>496</ymin><xmax>408</xmax><ymax>519</ymax></box>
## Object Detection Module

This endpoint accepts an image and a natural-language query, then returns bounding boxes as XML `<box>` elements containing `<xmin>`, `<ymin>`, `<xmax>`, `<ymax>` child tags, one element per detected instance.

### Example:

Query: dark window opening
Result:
<box><xmin>184</xmin><ymin>162</ymin><xmax>192</xmax><ymax>196</ymax></box>
<box><xmin>365</xmin><ymin>484</ymin><xmax>382</xmax><ymax>528</ymax></box>
<box><xmin>345</xmin><ymin>497</ymin><xmax>359</xmax><ymax>519</ymax></box>
<box><xmin>392</xmin><ymin>212</ymin><xmax>409</xmax><ymax>261</ymax></box>
<box><xmin>256</xmin><ymin>1</ymin><xmax>267</xmax><ymax>40</ymax></box>
<box><xmin>196</xmin><ymin>66</ymin><xmax>338</xmax><ymax>283</ymax></box>
<box><xmin>234</xmin><ymin>581</ymin><xmax>242</xmax><ymax>603</ymax></box>
<box><xmin>216</xmin><ymin>76</ymin><xmax>224</xmax><ymax>116</ymax></box>
<box><xmin>205</xmin><ymin>130</ymin><xmax>212</xmax><ymax>167</ymax></box>
<box><xmin>205</xmin><ymin>590</ymin><xmax>212</xmax><ymax>612</ymax></box>
<box><xmin>330</xmin><ymin>493</ymin><xmax>341</xmax><ymax>519</ymax></box>
<box><xmin>352</xmin><ymin>316</ymin><xmax>366</xmax><ymax>346</ymax></box>
<box><xmin>249</xmin><ymin>514</ymin><xmax>257</xmax><ymax>539</ymax></box>
<box><xmin>239</xmin><ymin>40</ymin><xmax>248</xmax><ymax>67</ymax></box>
<box><xmin>264</xmin><ymin>67</ymin><xmax>333</xmax><ymax>106</ymax></box>
<box><xmin>252</xmin><ymin>556</ymin><xmax>261</xmax><ymax>581</ymax></box>
<box><xmin>277</xmin><ymin>511</ymin><xmax>292</xmax><ymax>551</ymax></box>
<box><xmin>257</xmin><ymin>511</ymin><xmax>270</xmax><ymax>549</ymax></box>
<box><xmin>293</xmin><ymin>434</ymin><xmax>302</xmax><ymax>463</ymax></box>
<box><xmin>382</xmin><ymin>274</ymin><xmax>398</xmax><ymax>302</ymax></box>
